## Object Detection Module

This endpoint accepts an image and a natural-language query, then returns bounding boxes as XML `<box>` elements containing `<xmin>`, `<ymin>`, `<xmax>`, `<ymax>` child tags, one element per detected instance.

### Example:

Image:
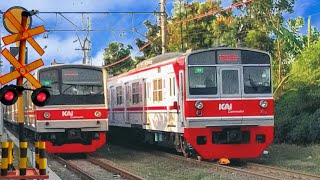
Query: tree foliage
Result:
<box><xmin>103</xmin><ymin>42</ymin><xmax>133</xmax><ymax>76</ymax></box>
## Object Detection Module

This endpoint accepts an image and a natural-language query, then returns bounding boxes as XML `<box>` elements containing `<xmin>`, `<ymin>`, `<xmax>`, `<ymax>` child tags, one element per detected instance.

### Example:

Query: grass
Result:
<box><xmin>96</xmin><ymin>145</ymin><xmax>237</xmax><ymax>180</ymax></box>
<box><xmin>251</xmin><ymin>143</ymin><xmax>320</xmax><ymax>175</ymax></box>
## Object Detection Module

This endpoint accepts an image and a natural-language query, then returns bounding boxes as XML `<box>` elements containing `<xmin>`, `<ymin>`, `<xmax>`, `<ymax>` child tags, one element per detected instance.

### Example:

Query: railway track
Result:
<box><xmin>154</xmin><ymin>151</ymin><xmax>320</xmax><ymax>180</ymax></box>
<box><xmin>53</xmin><ymin>154</ymin><xmax>145</xmax><ymax>180</ymax></box>
<box><xmin>245</xmin><ymin>162</ymin><xmax>320</xmax><ymax>180</ymax></box>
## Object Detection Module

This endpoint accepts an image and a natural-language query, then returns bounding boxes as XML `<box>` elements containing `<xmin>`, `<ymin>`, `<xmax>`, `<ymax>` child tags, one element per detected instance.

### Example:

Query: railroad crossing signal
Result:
<box><xmin>1</xmin><ymin>6</ymin><xmax>46</xmax><ymax>88</ymax></box>
<box><xmin>3</xmin><ymin>6</ymin><xmax>32</xmax><ymax>34</ymax></box>
<box><xmin>0</xmin><ymin>49</ymin><xmax>43</xmax><ymax>87</ymax></box>
<box><xmin>2</xmin><ymin>9</ymin><xmax>45</xmax><ymax>56</ymax></box>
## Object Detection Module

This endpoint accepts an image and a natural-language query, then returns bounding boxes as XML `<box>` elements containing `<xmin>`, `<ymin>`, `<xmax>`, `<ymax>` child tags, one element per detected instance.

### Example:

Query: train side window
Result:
<box><xmin>125</xmin><ymin>84</ymin><xmax>130</xmax><ymax>106</ymax></box>
<box><xmin>173</xmin><ymin>77</ymin><xmax>176</xmax><ymax>96</ymax></box>
<box><xmin>153</xmin><ymin>79</ymin><xmax>163</xmax><ymax>102</ymax></box>
<box><xmin>116</xmin><ymin>86</ymin><xmax>123</xmax><ymax>105</ymax></box>
<box><xmin>169</xmin><ymin>77</ymin><xmax>176</xmax><ymax>96</ymax></box>
<box><xmin>169</xmin><ymin>78</ymin><xmax>172</xmax><ymax>96</ymax></box>
<box><xmin>132</xmin><ymin>82</ymin><xmax>139</xmax><ymax>104</ymax></box>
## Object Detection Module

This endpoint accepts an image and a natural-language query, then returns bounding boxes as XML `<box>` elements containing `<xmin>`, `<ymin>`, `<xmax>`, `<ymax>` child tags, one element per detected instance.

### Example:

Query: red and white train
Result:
<box><xmin>107</xmin><ymin>47</ymin><xmax>274</xmax><ymax>160</ymax></box>
<box><xmin>4</xmin><ymin>64</ymin><xmax>108</xmax><ymax>153</ymax></box>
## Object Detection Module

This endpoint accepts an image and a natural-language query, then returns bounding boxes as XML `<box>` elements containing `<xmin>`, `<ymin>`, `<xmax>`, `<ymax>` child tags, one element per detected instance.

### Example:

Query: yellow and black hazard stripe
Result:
<box><xmin>35</xmin><ymin>141</ymin><xmax>39</xmax><ymax>169</ymax></box>
<box><xmin>19</xmin><ymin>142</ymin><xmax>28</xmax><ymax>175</ymax></box>
<box><xmin>1</xmin><ymin>142</ymin><xmax>9</xmax><ymax>176</ymax></box>
<box><xmin>39</xmin><ymin>142</ymin><xmax>46</xmax><ymax>175</ymax></box>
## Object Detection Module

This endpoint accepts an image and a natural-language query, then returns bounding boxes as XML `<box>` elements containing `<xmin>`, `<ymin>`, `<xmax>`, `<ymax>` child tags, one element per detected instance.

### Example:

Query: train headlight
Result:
<box><xmin>94</xmin><ymin>111</ymin><xmax>102</xmax><ymax>117</ymax></box>
<box><xmin>43</xmin><ymin>112</ymin><xmax>51</xmax><ymax>119</ymax></box>
<box><xmin>259</xmin><ymin>100</ymin><xmax>268</xmax><ymax>109</ymax></box>
<box><xmin>195</xmin><ymin>101</ymin><xmax>204</xmax><ymax>110</ymax></box>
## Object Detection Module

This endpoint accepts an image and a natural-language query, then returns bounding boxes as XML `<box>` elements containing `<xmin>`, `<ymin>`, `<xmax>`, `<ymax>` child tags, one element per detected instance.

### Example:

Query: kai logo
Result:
<box><xmin>62</xmin><ymin>111</ymin><xmax>73</xmax><ymax>117</ymax></box>
<box><xmin>219</xmin><ymin>103</ymin><xmax>232</xmax><ymax>111</ymax></box>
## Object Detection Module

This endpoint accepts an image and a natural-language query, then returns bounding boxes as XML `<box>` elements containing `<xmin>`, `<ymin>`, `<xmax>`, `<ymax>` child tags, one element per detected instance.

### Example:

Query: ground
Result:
<box><xmin>251</xmin><ymin>144</ymin><xmax>320</xmax><ymax>175</ymax></box>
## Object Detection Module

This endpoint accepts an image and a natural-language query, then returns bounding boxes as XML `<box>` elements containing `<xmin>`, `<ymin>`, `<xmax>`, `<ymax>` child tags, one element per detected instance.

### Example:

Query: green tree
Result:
<box><xmin>103</xmin><ymin>42</ymin><xmax>133</xmax><ymax>76</ymax></box>
<box><xmin>135</xmin><ymin>20</ymin><xmax>162</xmax><ymax>60</ymax></box>
<box><xmin>290</xmin><ymin>40</ymin><xmax>320</xmax><ymax>88</ymax></box>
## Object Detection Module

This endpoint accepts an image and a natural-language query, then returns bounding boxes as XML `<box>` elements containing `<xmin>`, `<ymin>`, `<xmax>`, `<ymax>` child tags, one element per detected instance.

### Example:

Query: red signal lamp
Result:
<box><xmin>31</xmin><ymin>87</ymin><xmax>50</xmax><ymax>107</ymax></box>
<box><xmin>0</xmin><ymin>86</ymin><xmax>18</xmax><ymax>106</ymax></box>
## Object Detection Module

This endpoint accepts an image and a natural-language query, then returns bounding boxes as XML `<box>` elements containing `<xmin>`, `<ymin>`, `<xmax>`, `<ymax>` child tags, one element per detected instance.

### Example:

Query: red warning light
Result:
<box><xmin>0</xmin><ymin>86</ymin><xmax>18</xmax><ymax>105</ymax></box>
<box><xmin>4</xmin><ymin>91</ymin><xmax>15</xmax><ymax>101</ymax></box>
<box><xmin>36</xmin><ymin>92</ymin><xmax>47</xmax><ymax>102</ymax></box>
<box><xmin>31</xmin><ymin>87</ymin><xmax>50</xmax><ymax>107</ymax></box>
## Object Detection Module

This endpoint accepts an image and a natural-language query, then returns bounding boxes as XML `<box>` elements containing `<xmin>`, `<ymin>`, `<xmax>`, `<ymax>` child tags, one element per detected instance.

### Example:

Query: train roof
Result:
<box><xmin>135</xmin><ymin>52</ymin><xmax>184</xmax><ymax>70</ymax></box>
<box><xmin>36</xmin><ymin>63</ymin><xmax>102</xmax><ymax>72</ymax></box>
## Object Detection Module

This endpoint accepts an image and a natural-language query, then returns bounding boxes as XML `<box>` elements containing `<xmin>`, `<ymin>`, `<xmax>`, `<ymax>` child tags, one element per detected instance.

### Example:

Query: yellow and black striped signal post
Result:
<box><xmin>1</xmin><ymin>142</ymin><xmax>9</xmax><ymax>176</ymax></box>
<box><xmin>8</xmin><ymin>142</ymin><xmax>14</xmax><ymax>171</ymax></box>
<box><xmin>39</xmin><ymin>141</ymin><xmax>47</xmax><ymax>175</ymax></box>
<box><xmin>19</xmin><ymin>142</ymin><xmax>28</xmax><ymax>175</ymax></box>
<box><xmin>35</xmin><ymin>141</ymin><xmax>39</xmax><ymax>169</ymax></box>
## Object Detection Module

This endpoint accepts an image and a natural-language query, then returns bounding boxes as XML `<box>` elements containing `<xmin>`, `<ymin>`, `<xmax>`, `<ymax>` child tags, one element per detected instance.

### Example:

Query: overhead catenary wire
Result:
<box><xmin>104</xmin><ymin>0</ymin><xmax>254</xmax><ymax>68</ymax></box>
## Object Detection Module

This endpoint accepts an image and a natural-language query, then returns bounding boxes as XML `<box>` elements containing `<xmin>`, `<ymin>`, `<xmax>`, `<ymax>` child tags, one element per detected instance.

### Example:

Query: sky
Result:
<box><xmin>0</xmin><ymin>0</ymin><xmax>320</xmax><ymax>76</ymax></box>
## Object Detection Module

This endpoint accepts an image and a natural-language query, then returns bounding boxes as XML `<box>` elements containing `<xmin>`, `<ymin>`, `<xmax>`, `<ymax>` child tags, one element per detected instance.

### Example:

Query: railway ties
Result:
<box><xmin>245</xmin><ymin>163</ymin><xmax>320</xmax><ymax>180</ymax></box>
<box><xmin>154</xmin><ymin>151</ymin><xmax>320</xmax><ymax>180</ymax></box>
<box><xmin>53</xmin><ymin>154</ymin><xmax>145</xmax><ymax>180</ymax></box>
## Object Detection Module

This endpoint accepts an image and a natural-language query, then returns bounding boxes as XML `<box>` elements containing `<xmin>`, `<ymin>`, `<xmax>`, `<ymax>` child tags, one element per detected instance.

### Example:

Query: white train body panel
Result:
<box><xmin>107</xmin><ymin>57</ymin><xmax>182</xmax><ymax>133</ymax></box>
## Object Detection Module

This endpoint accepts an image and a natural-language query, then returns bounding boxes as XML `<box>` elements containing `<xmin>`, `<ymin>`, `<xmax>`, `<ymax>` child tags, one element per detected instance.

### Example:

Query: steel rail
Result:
<box><xmin>53</xmin><ymin>155</ymin><xmax>96</xmax><ymax>180</ymax></box>
<box><xmin>156</xmin><ymin>152</ymin><xmax>280</xmax><ymax>180</ymax></box>
<box><xmin>246</xmin><ymin>163</ymin><xmax>320</xmax><ymax>180</ymax></box>
<box><xmin>87</xmin><ymin>156</ymin><xmax>145</xmax><ymax>180</ymax></box>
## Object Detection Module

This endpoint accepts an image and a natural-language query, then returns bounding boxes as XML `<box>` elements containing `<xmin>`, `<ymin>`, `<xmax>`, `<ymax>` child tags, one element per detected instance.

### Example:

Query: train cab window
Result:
<box><xmin>116</xmin><ymin>86</ymin><xmax>123</xmax><ymax>105</ymax></box>
<box><xmin>188</xmin><ymin>67</ymin><xmax>217</xmax><ymax>95</ymax></box>
<box><xmin>153</xmin><ymin>79</ymin><xmax>163</xmax><ymax>102</ymax></box>
<box><xmin>61</xmin><ymin>68</ymin><xmax>103</xmax><ymax>95</ymax></box>
<box><xmin>39</xmin><ymin>69</ymin><xmax>59</xmax><ymax>95</ymax></box>
<box><xmin>244</xmin><ymin>66</ymin><xmax>271</xmax><ymax>94</ymax></box>
<box><xmin>221</xmin><ymin>69</ymin><xmax>239</xmax><ymax>94</ymax></box>
<box><xmin>132</xmin><ymin>82</ymin><xmax>139</xmax><ymax>104</ymax></box>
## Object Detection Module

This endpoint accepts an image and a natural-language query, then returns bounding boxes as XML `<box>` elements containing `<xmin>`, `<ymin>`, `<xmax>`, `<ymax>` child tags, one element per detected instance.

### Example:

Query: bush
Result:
<box><xmin>274</xmin><ymin>86</ymin><xmax>320</xmax><ymax>145</ymax></box>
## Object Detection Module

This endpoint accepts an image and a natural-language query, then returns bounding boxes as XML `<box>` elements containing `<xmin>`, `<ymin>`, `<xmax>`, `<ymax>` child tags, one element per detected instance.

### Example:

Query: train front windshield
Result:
<box><xmin>187</xmin><ymin>49</ymin><xmax>272</xmax><ymax>96</ymax></box>
<box><xmin>39</xmin><ymin>66</ymin><xmax>104</xmax><ymax>105</ymax></box>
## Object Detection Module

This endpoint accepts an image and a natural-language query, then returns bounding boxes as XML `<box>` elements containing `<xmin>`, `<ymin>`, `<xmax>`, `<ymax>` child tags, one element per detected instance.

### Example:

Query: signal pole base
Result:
<box><xmin>0</xmin><ymin>168</ymin><xmax>48</xmax><ymax>179</ymax></box>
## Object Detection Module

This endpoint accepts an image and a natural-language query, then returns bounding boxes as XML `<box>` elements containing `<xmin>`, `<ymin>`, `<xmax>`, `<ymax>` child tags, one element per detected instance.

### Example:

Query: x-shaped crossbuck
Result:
<box><xmin>0</xmin><ymin>49</ymin><xmax>43</xmax><ymax>88</ymax></box>
<box><xmin>2</xmin><ymin>11</ymin><xmax>45</xmax><ymax>56</ymax></box>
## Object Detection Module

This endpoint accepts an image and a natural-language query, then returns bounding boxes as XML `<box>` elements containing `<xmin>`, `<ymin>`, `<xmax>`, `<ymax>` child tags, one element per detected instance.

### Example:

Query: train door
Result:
<box><xmin>125</xmin><ymin>83</ymin><xmax>130</xmax><ymax>125</ymax></box>
<box><xmin>110</xmin><ymin>87</ymin><xmax>116</xmax><ymax>124</ymax></box>
<box><xmin>167</xmin><ymin>74</ymin><xmax>176</xmax><ymax>129</ymax></box>
<box><xmin>218</xmin><ymin>67</ymin><xmax>243</xmax><ymax>121</ymax></box>
<box><xmin>142</xmin><ymin>79</ymin><xmax>146</xmax><ymax>126</ymax></box>
<box><xmin>178</xmin><ymin>71</ymin><xmax>185</xmax><ymax>127</ymax></box>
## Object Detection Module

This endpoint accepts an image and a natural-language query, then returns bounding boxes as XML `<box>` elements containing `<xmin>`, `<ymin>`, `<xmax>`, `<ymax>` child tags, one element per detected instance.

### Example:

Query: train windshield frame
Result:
<box><xmin>186</xmin><ymin>49</ymin><xmax>272</xmax><ymax>97</ymax></box>
<box><xmin>39</xmin><ymin>66</ymin><xmax>104</xmax><ymax>105</ymax></box>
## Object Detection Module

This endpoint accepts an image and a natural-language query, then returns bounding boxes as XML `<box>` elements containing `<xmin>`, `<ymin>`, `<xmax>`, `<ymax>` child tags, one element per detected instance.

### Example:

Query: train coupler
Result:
<box><xmin>217</xmin><ymin>158</ymin><xmax>230</xmax><ymax>165</ymax></box>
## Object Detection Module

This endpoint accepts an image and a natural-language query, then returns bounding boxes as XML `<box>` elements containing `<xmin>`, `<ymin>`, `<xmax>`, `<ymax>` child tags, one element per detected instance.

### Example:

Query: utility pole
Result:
<box><xmin>87</xmin><ymin>16</ymin><xmax>92</xmax><ymax>65</ymax></box>
<box><xmin>307</xmin><ymin>16</ymin><xmax>311</xmax><ymax>48</ymax></box>
<box><xmin>75</xmin><ymin>15</ymin><xmax>91</xmax><ymax>64</ymax></box>
<box><xmin>179</xmin><ymin>0</ymin><xmax>183</xmax><ymax>51</ymax></box>
<box><xmin>160</xmin><ymin>0</ymin><xmax>167</xmax><ymax>54</ymax></box>
<box><xmin>0</xmin><ymin>13</ymin><xmax>3</xmax><ymax>137</ymax></box>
